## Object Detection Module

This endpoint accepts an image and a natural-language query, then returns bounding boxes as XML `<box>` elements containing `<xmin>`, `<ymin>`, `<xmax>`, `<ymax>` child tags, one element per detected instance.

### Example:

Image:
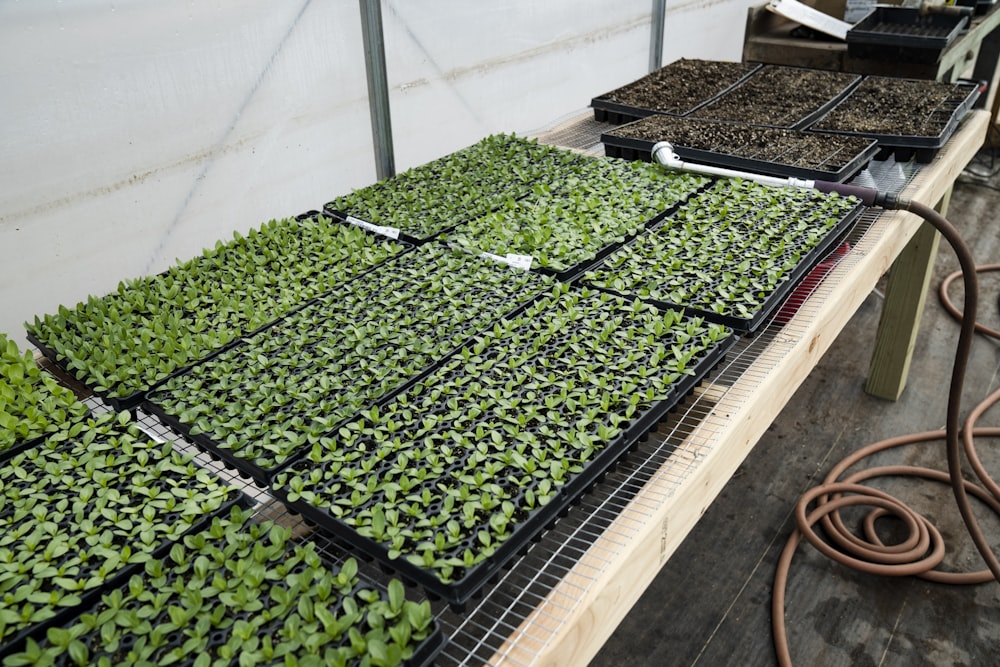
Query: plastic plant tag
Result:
<box><xmin>767</xmin><ymin>0</ymin><xmax>852</xmax><ymax>40</ymax></box>
<box><xmin>505</xmin><ymin>254</ymin><xmax>534</xmax><ymax>270</ymax></box>
<box><xmin>345</xmin><ymin>215</ymin><xmax>401</xmax><ymax>240</ymax></box>
<box><xmin>479</xmin><ymin>251</ymin><xmax>534</xmax><ymax>270</ymax></box>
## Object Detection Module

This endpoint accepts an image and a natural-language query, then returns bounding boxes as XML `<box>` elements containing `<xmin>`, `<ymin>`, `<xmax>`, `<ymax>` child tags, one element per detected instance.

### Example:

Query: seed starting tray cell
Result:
<box><xmin>600</xmin><ymin>115</ymin><xmax>879</xmax><ymax>183</ymax></box>
<box><xmin>581</xmin><ymin>178</ymin><xmax>866</xmax><ymax>333</ymax></box>
<box><xmin>590</xmin><ymin>59</ymin><xmax>763</xmax><ymax>124</ymax></box>
<box><xmin>688</xmin><ymin>65</ymin><xmax>862</xmax><ymax>130</ymax></box>
<box><xmin>143</xmin><ymin>246</ymin><xmax>555</xmax><ymax>487</ymax></box>
<box><xmin>807</xmin><ymin>77</ymin><xmax>982</xmax><ymax>163</ymax></box>
<box><xmin>272</xmin><ymin>289</ymin><xmax>736</xmax><ymax>608</ymax></box>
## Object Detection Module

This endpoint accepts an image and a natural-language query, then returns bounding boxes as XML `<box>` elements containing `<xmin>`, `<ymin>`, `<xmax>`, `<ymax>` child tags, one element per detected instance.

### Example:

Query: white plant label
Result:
<box><xmin>504</xmin><ymin>254</ymin><xmax>534</xmax><ymax>270</ymax></box>
<box><xmin>766</xmin><ymin>0</ymin><xmax>852</xmax><ymax>40</ymax></box>
<box><xmin>479</xmin><ymin>251</ymin><xmax>534</xmax><ymax>271</ymax></box>
<box><xmin>345</xmin><ymin>215</ymin><xmax>401</xmax><ymax>240</ymax></box>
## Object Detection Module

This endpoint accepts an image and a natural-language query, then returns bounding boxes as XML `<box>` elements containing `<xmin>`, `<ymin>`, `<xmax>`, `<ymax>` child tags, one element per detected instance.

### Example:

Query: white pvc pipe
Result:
<box><xmin>650</xmin><ymin>141</ymin><xmax>815</xmax><ymax>190</ymax></box>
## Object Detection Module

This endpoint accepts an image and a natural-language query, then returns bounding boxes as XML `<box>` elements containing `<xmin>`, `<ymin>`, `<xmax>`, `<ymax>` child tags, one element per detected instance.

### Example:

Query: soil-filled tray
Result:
<box><xmin>582</xmin><ymin>177</ymin><xmax>865</xmax><ymax>333</ymax></box>
<box><xmin>143</xmin><ymin>246</ymin><xmax>555</xmax><ymax>486</ymax></box>
<box><xmin>271</xmin><ymin>287</ymin><xmax>735</xmax><ymax>608</ymax></box>
<box><xmin>847</xmin><ymin>7</ymin><xmax>969</xmax><ymax>64</ymax></box>
<box><xmin>443</xmin><ymin>157</ymin><xmax>712</xmax><ymax>281</ymax></box>
<box><xmin>25</xmin><ymin>213</ymin><xmax>410</xmax><ymax>411</ymax></box>
<box><xmin>0</xmin><ymin>412</ymin><xmax>243</xmax><ymax>655</ymax></box>
<box><xmin>590</xmin><ymin>59</ymin><xmax>762</xmax><ymax>124</ymax></box>
<box><xmin>1</xmin><ymin>333</ymin><xmax>89</xmax><ymax>456</ymax></box>
<box><xmin>688</xmin><ymin>65</ymin><xmax>862</xmax><ymax>130</ymax></box>
<box><xmin>601</xmin><ymin>115</ymin><xmax>879</xmax><ymax>182</ymax></box>
<box><xmin>3</xmin><ymin>506</ymin><xmax>446</xmax><ymax>667</ymax></box>
<box><xmin>325</xmin><ymin>134</ymin><xmax>597</xmax><ymax>245</ymax></box>
<box><xmin>807</xmin><ymin>77</ymin><xmax>982</xmax><ymax>162</ymax></box>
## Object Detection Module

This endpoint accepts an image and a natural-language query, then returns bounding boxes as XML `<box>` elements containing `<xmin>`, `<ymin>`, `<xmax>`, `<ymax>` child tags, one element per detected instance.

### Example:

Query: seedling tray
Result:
<box><xmin>144</xmin><ymin>246</ymin><xmax>554</xmax><ymax>486</ymax></box>
<box><xmin>847</xmin><ymin>7</ymin><xmax>969</xmax><ymax>64</ymax></box>
<box><xmin>689</xmin><ymin>65</ymin><xmax>862</xmax><ymax>130</ymax></box>
<box><xmin>807</xmin><ymin>77</ymin><xmax>982</xmax><ymax>163</ymax></box>
<box><xmin>445</xmin><ymin>161</ymin><xmax>714</xmax><ymax>282</ymax></box>
<box><xmin>581</xmin><ymin>180</ymin><xmax>866</xmax><ymax>334</ymax></box>
<box><xmin>957</xmin><ymin>0</ymin><xmax>997</xmax><ymax>15</ymax></box>
<box><xmin>590</xmin><ymin>59</ymin><xmax>763</xmax><ymax>124</ymax></box>
<box><xmin>324</xmin><ymin>134</ymin><xmax>601</xmax><ymax>245</ymax></box>
<box><xmin>0</xmin><ymin>421</ymin><xmax>250</xmax><ymax>656</ymax></box>
<box><xmin>465</xmin><ymin>202</ymin><xmax>681</xmax><ymax>283</ymax></box>
<box><xmin>8</xmin><ymin>510</ymin><xmax>445</xmax><ymax>667</ymax></box>
<box><xmin>601</xmin><ymin>115</ymin><xmax>879</xmax><ymax>183</ymax></box>
<box><xmin>271</xmin><ymin>291</ymin><xmax>736</xmax><ymax>608</ymax></box>
<box><xmin>26</xmin><ymin>213</ymin><xmax>411</xmax><ymax>412</ymax></box>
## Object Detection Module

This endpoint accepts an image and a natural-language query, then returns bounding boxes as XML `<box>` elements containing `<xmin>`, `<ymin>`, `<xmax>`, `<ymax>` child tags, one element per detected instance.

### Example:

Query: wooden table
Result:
<box><xmin>473</xmin><ymin>109</ymin><xmax>990</xmax><ymax>666</ymax></box>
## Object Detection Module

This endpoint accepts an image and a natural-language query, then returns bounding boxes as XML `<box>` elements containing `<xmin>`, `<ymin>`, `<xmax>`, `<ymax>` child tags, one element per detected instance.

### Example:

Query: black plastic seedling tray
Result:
<box><xmin>6</xmin><ymin>508</ymin><xmax>445</xmax><ymax>667</ymax></box>
<box><xmin>806</xmin><ymin>78</ymin><xmax>982</xmax><ymax>163</ymax></box>
<box><xmin>271</xmin><ymin>327</ymin><xmax>735</xmax><ymax>610</ymax></box>
<box><xmin>143</xmin><ymin>249</ymin><xmax>553</xmax><ymax>487</ymax></box>
<box><xmin>467</xmin><ymin>202</ymin><xmax>681</xmax><ymax>284</ymax></box>
<box><xmin>600</xmin><ymin>118</ymin><xmax>879</xmax><ymax>183</ymax></box>
<box><xmin>847</xmin><ymin>7</ymin><xmax>969</xmax><ymax>64</ymax></box>
<box><xmin>590</xmin><ymin>59</ymin><xmax>763</xmax><ymax>125</ymax></box>
<box><xmin>26</xmin><ymin>212</ymin><xmax>413</xmax><ymax>413</ymax></box>
<box><xmin>689</xmin><ymin>65</ymin><xmax>863</xmax><ymax>131</ymax></box>
<box><xmin>0</xmin><ymin>456</ymin><xmax>251</xmax><ymax>659</ymax></box>
<box><xmin>581</xmin><ymin>198</ymin><xmax>866</xmax><ymax>334</ymax></box>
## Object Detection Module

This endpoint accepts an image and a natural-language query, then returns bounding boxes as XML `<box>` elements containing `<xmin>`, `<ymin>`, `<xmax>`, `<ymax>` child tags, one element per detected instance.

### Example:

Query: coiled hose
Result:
<box><xmin>771</xmin><ymin>199</ymin><xmax>1000</xmax><ymax>666</ymax></box>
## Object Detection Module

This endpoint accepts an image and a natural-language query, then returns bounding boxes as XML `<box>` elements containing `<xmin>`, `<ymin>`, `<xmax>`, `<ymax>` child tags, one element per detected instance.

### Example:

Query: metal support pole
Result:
<box><xmin>359</xmin><ymin>0</ymin><xmax>395</xmax><ymax>179</ymax></box>
<box><xmin>649</xmin><ymin>0</ymin><xmax>666</xmax><ymax>72</ymax></box>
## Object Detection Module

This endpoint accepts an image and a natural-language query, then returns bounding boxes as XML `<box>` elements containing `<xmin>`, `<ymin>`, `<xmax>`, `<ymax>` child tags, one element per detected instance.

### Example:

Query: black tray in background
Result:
<box><xmin>600</xmin><ymin>120</ymin><xmax>879</xmax><ymax>183</ymax></box>
<box><xmin>689</xmin><ymin>65</ymin><xmax>863</xmax><ymax>131</ymax></box>
<box><xmin>806</xmin><ymin>78</ymin><xmax>982</xmax><ymax>163</ymax></box>
<box><xmin>582</xmin><ymin>200</ymin><xmax>866</xmax><ymax>334</ymax></box>
<box><xmin>270</xmin><ymin>306</ymin><xmax>737</xmax><ymax>609</ymax></box>
<box><xmin>847</xmin><ymin>7</ymin><xmax>969</xmax><ymax>64</ymax></box>
<box><xmin>590</xmin><ymin>60</ymin><xmax>763</xmax><ymax>125</ymax></box>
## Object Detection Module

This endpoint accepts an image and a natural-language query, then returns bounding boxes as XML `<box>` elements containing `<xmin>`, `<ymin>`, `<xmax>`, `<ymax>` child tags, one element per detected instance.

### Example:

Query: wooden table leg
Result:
<box><xmin>864</xmin><ymin>189</ymin><xmax>952</xmax><ymax>400</ymax></box>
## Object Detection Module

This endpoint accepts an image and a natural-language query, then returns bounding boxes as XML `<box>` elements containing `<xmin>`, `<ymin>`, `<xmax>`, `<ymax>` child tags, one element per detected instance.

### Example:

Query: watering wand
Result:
<box><xmin>650</xmin><ymin>141</ymin><xmax>900</xmax><ymax>207</ymax></box>
<box><xmin>650</xmin><ymin>139</ymin><xmax>1000</xmax><ymax>665</ymax></box>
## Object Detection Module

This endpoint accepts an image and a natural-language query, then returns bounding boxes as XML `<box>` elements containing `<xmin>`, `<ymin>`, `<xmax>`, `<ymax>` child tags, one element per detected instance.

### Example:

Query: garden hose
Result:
<box><xmin>649</xmin><ymin>146</ymin><xmax>1000</xmax><ymax>665</ymax></box>
<box><xmin>770</xmin><ymin>198</ymin><xmax>1000</xmax><ymax>667</ymax></box>
<box><xmin>939</xmin><ymin>264</ymin><xmax>1000</xmax><ymax>340</ymax></box>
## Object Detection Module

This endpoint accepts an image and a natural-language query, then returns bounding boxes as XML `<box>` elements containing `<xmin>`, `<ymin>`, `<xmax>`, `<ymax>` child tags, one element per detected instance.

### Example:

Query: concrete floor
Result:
<box><xmin>590</xmin><ymin>151</ymin><xmax>1000</xmax><ymax>666</ymax></box>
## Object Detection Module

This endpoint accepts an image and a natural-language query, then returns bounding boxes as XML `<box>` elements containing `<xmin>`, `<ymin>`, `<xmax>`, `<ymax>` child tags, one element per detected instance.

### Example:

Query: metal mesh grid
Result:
<box><xmin>36</xmin><ymin>118</ymin><xmax>926</xmax><ymax>666</ymax></box>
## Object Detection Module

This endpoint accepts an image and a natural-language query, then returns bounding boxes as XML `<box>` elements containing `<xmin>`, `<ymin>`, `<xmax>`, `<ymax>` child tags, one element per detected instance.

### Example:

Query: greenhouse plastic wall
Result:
<box><xmin>0</xmin><ymin>0</ymin><xmax>752</xmax><ymax>345</ymax></box>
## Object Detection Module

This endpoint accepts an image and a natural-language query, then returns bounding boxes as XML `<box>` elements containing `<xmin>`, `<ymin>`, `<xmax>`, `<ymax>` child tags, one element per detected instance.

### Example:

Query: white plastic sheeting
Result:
<box><xmin>0</xmin><ymin>0</ymin><xmax>753</xmax><ymax>344</ymax></box>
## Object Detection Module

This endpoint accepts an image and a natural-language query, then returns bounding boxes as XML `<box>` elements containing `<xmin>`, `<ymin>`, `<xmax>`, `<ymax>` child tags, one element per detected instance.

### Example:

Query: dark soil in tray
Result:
<box><xmin>594</xmin><ymin>59</ymin><xmax>759</xmax><ymax>115</ymax></box>
<box><xmin>809</xmin><ymin>76</ymin><xmax>975</xmax><ymax>137</ymax></box>
<box><xmin>690</xmin><ymin>65</ymin><xmax>860</xmax><ymax>128</ymax></box>
<box><xmin>605</xmin><ymin>115</ymin><xmax>876</xmax><ymax>171</ymax></box>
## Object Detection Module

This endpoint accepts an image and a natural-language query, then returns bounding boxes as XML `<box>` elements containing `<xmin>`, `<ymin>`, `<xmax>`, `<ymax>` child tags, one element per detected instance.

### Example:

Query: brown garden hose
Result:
<box><xmin>771</xmin><ymin>199</ymin><xmax>1000</xmax><ymax>667</ymax></box>
<box><xmin>939</xmin><ymin>264</ymin><xmax>1000</xmax><ymax>340</ymax></box>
